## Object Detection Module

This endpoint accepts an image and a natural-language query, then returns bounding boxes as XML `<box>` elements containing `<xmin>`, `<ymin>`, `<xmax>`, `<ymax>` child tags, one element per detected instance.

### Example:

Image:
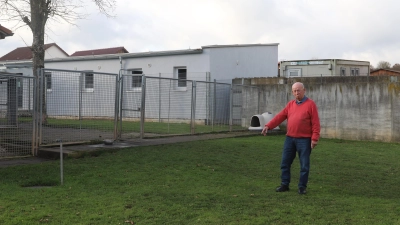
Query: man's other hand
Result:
<box><xmin>261</xmin><ymin>126</ymin><xmax>269</xmax><ymax>136</ymax></box>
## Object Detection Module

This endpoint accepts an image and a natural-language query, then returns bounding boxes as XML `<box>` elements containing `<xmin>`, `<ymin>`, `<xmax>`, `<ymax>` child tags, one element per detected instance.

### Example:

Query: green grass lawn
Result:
<box><xmin>0</xmin><ymin>135</ymin><xmax>399</xmax><ymax>224</ymax></box>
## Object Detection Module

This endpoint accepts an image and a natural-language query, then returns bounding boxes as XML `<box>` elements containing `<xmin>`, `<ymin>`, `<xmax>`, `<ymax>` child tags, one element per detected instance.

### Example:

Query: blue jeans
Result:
<box><xmin>280</xmin><ymin>136</ymin><xmax>312</xmax><ymax>188</ymax></box>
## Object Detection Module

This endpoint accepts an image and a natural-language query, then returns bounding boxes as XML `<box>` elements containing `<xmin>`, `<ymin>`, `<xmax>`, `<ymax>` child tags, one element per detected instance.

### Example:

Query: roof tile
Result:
<box><xmin>0</xmin><ymin>24</ymin><xmax>14</xmax><ymax>39</ymax></box>
<box><xmin>0</xmin><ymin>43</ymin><xmax>68</xmax><ymax>61</ymax></box>
<box><xmin>70</xmin><ymin>47</ymin><xmax>129</xmax><ymax>56</ymax></box>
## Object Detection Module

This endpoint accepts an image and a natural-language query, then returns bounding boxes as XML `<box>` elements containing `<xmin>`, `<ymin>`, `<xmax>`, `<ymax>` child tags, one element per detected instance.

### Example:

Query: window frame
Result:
<box><xmin>128</xmin><ymin>69</ymin><xmax>143</xmax><ymax>92</ymax></box>
<box><xmin>350</xmin><ymin>67</ymin><xmax>360</xmax><ymax>76</ymax></box>
<box><xmin>82</xmin><ymin>71</ymin><xmax>94</xmax><ymax>92</ymax></box>
<box><xmin>340</xmin><ymin>67</ymin><xmax>346</xmax><ymax>76</ymax></box>
<box><xmin>174</xmin><ymin>67</ymin><xmax>187</xmax><ymax>91</ymax></box>
<box><xmin>45</xmin><ymin>72</ymin><xmax>52</xmax><ymax>92</ymax></box>
<box><xmin>287</xmin><ymin>68</ymin><xmax>301</xmax><ymax>77</ymax></box>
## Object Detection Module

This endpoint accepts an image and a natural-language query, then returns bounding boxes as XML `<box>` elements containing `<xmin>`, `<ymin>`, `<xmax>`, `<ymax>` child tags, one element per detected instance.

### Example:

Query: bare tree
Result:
<box><xmin>376</xmin><ymin>61</ymin><xmax>391</xmax><ymax>69</ymax></box>
<box><xmin>369</xmin><ymin>64</ymin><xmax>375</xmax><ymax>71</ymax></box>
<box><xmin>0</xmin><ymin>0</ymin><xmax>115</xmax><ymax>123</ymax></box>
<box><xmin>392</xmin><ymin>63</ymin><xmax>400</xmax><ymax>71</ymax></box>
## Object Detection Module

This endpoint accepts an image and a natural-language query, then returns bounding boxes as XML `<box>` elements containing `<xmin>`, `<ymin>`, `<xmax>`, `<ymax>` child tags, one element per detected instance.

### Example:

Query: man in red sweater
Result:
<box><xmin>261</xmin><ymin>82</ymin><xmax>320</xmax><ymax>194</ymax></box>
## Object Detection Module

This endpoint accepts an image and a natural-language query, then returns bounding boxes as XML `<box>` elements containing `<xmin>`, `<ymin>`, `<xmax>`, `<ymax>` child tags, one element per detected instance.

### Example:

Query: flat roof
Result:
<box><xmin>280</xmin><ymin>59</ymin><xmax>370</xmax><ymax>63</ymax></box>
<box><xmin>2</xmin><ymin>43</ymin><xmax>280</xmax><ymax>64</ymax></box>
<box><xmin>202</xmin><ymin>43</ymin><xmax>279</xmax><ymax>48</ymax></box>
<box><xmin>45</xmin><ymin>48</ymin><xmax>203</xmax><ymax>62</ymax></box>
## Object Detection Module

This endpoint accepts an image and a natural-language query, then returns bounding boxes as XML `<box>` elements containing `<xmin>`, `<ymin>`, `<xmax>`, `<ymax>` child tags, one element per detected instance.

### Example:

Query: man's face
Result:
<box><xmin>292</xmin><ymin>83</ymin><xmax>306</xmax><ymax>101</ymax></box>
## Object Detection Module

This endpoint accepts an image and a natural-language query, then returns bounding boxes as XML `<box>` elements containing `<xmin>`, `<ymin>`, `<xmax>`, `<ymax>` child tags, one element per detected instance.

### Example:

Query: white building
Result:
<box><xmin>1</xmin><ymin>44</ymin><xmax>279</xmax><ymax>123</ymax></box>
<box><xmin>44</xmin><ymin>43</ymin><xmax>279</xmax><ymax>82</ymax></box>
<box><xmin>280</xmin><ymin>59</ymin><xmax>370</xmax><ymax>78</ymax></box>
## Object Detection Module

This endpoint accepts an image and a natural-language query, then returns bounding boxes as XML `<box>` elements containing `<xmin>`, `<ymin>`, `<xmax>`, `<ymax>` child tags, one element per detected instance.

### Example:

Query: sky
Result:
<box><xmin>1</xmin><ymin>0</ymin><xmax>400</xmax><ymax>67</ymax></box>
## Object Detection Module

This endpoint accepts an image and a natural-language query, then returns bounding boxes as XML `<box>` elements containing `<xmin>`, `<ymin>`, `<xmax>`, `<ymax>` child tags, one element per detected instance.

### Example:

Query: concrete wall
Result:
<box><xmin>236</xmin><ymin>76</ymin><xmax>400</xmax><ymax>143</ymax></box>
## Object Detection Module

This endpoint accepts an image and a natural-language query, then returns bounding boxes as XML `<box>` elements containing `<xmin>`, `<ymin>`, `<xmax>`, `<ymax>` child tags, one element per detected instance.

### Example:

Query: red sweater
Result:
<box><xmin>265</xmin><ymin>98</ymin><xmax>320</xmax><ymax>141</ymax></box>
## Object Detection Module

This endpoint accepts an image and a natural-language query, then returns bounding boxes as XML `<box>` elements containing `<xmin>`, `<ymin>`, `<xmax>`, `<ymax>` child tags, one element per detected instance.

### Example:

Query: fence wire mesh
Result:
<box><xmin>0</xmin><ymin>74</ymin><xmax>34</xmax><ymax>157</ymax></box>
<box><xmin>39</xmin><ymin>69</ymin><xmax>117</xmax><ymax>145</ymax></box>
<box><xmin>143</xmin><ymin>76</ymin><xmax>194</xmax><ymax>137</ymax></box>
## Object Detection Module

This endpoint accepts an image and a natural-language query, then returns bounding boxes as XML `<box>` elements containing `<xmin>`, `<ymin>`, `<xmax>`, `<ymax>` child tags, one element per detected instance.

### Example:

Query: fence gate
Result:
<box><xmin>0</xmin><ymin>73</ymin><xmax>35</xmax><ymax>157</ymax></box>
<box><xmin>118</xmin><ymin>72</ymin><xmax>145</xmax><ymax>139</ymax></box>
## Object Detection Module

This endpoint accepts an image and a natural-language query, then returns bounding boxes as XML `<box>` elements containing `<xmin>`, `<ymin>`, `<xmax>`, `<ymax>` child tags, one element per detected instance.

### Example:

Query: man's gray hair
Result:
<box><xmin>292</xmin><ymin>82</ymin><xmax>305</xmax><ymax>89</ymax></box>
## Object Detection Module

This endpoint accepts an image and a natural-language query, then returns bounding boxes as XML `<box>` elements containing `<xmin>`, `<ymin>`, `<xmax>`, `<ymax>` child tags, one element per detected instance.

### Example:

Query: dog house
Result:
<box><xmin>248</xmin><ymin>112</ymin><xmax>279</xmax><ymax>131</ymax></box>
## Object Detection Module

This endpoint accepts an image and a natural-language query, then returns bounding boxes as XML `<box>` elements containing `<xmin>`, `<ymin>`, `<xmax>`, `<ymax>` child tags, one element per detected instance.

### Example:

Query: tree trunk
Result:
<box><xmin>30</xmin><ymin>0</ymin><xmax>48</xmax><ymax>124</ymax></box>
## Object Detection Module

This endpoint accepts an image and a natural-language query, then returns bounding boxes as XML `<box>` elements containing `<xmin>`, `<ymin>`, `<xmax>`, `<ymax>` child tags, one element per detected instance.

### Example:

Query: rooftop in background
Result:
<box><xmin>370</xmin><ymin>68</ymin><xmax>400</xmax><ymax>76</ymax></box>
<box><xmin>0</xmin><ymin>24</ymin><xmax>14</xmax><ymax>39</ymax></box>
<box><xmin>70</xmin><ymin>46</ymin><xmax>129</xmax><ymax>56</ymax></box>
<box><xmin>0</xmin><ymin>43</ymin><xmax>69</xmax><ymax>61</ymax></box>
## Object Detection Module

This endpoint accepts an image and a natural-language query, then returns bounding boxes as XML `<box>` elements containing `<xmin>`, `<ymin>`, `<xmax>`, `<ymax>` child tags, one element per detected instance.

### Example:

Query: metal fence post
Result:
<box><xmin>167</xmin><ymin>79</ymin><xmax>171</xmax><ymax>134</ymax></box>
<box><xmin>213</xmin><ymin>79</ymin><xmax>217</xmax><ymax>130</ymax></box>
<box><xmin>159</xmin><ymin>73</ymin><xmax>161</xmax><ymax>123</ymax></box>
<box><xmin>38</xmin><ymin>69</ymin><xmax>44</xmax><ymax>147</ymax></box>
<box><xmin>140</xmin><ymin>75</ymin><xmax>146</xmax><ymax>139</ymax></box>
<box><xmin>206</xmin><ymin>72</ymin><xmax>210</xmax><ymax>125</ymax></box>
<box><xmin>119</xmin><ymin>72</ymin><xmax>124</xmax><ymax>139</ymax></box>
<box><xmin>32</xmin><ymin>75</ymin><xmax>39</xmax><ymax>155</ymax></box>
<box><xmin>56</xmin><ymin>139</ymin><xmax>64</xmax><ymax>185</ymax></box>
<box><xmin>258</xmin><ymin>87</ymin><xmax>261</xmax><ymax>114</ymax></box>
<box><xmin>191</xmin><ymin>81</ymin><xmax>196</xmax><ymax>134</ymax></box>
<box><xmin>229</xmin><ymin>84</ymin><xmax>233</xmax><ymax>132</ymax></box>
<box><xmin>114</xmin><ymin>71</ymin><xmax>121</xmax><ymax>140</ymax></box>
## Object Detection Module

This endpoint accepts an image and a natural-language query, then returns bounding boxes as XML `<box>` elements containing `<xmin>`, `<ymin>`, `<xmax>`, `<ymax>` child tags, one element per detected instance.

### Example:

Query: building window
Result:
<box><xmin>178</xmin><ymin>68</ymin><xmax>187</xmax><ymax>87</ymax></box>
<box><xmin>174</xmin><ymin>67</ymin><xmax>187</xmax><ymax>90</ymax></box>
<box><xmin>287</xmin><ymin>69</ymin><xmax>301</xmax><ymax>77</ymax></box>
<box><xmin>82</xmin><ymin>71</ymin><xmax>94</xmax><ymax>92</ymax></box>
<box><xmin>45</xmin><ymin>72</ymin><xmax>52</xmax><ymax>90</ymax></box>
<box><xmin>131</xmin><ymin>70</ymin><xmax>143</xmax><ymax>89</ymax></box>
<box><xmin>351</xmin><ymin>68</ymin><xmax>359</xmax><ymax>76</ymax></box>
<box><xmin>340</xmin><ymin>67</ymin><xmax>346</xmax><ymax>76</ymax></box>
<box><xmin>17</xmin><ymin>78</ymin><xmax>23</xmax><ymax>108</ymax></box>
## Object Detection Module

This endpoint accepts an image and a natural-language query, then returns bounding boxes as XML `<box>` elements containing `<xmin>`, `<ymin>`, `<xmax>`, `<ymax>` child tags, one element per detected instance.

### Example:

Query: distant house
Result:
<box><xmin>0</xmin><ymin>43</ymin><xmax>69</xmax><ymax>112</ymax></box>
<box><xmin>0</xmin><ymin>24</ymin><xmax>13</xmax><ymax>39</ymax></box>
<box><xmin>280</xmin><ymin>59</ymin><xmax>370</xmax><ymax>77</ymax></box>
<box><xmin>0</xmin><ymin>43</ymin><xmax>69</xmax><ymax>74</ymax></box>
<box><xmin>70</xmin><ymin>46</ymin><xmax>129</xmax><ymax>57</ymax></box>
<box><xmin>0</xmin><ymin>43</ymin><xmax>69</xmax><ymax>61</ymax></box>
<box><xmin>370</xmin><ymin>68</ymin><xmax>400</xmax><ymax>76</ymax></box>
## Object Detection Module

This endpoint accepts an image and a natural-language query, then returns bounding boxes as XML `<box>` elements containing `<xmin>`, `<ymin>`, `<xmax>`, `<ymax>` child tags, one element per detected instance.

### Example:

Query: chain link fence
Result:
<box><xmin>1</xmin><ymin>69</ymin><xmax>261</xmax><ymax>157</ymax></box>
<box><xmin>37</xmin><ymin>69</ymin><xmax>118</xmax><ymax>146</ymax></box>
<box><xmin>0</xmin><ymin>73</ymin><xmax>35</xmax><ymax>157</ymax></box>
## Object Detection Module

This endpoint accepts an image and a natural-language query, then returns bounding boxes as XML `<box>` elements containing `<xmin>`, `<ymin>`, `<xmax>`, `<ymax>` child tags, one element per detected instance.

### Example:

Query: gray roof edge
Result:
<box><xmin>202</xmin><ymin>43</ymin><xmax>280</xmax><ymax>48</ymax></box>
<box><xmin>45</xmin><ymin>48</ymin><xmax>203</xmax><ymax>63</ymax></box>
<box><xmin>1</xmin><ymin>60</ymin><xmax>32</xmax><ymax>67</ymax></box>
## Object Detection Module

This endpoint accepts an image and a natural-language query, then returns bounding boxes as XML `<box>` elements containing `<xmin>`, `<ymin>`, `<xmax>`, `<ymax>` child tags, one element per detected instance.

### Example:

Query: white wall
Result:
<box><xmin>206</xmin><ymin>44</ymin><xmax>279</xmax><ymax>83</ymax></box>
<box><xmin>44</xmin><ymin>46</ymin><xmax>69</xmax><ymax>59</ymax></box>
<box><xmin>45</xmin><ymin>52</ymin><xmax>210</xmax><ymax>81</ymax></box>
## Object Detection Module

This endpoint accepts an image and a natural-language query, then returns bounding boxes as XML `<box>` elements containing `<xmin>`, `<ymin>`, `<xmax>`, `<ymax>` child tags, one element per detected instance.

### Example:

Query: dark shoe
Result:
<box><xmin>276</xmin><ymin>185</ymin><xmax>289</xmax><ymax>192</ymax></box>
<box><xmin>298</xmin><ymin>187</ymin><xmax>307</xmax><ymax>194</ymax></box>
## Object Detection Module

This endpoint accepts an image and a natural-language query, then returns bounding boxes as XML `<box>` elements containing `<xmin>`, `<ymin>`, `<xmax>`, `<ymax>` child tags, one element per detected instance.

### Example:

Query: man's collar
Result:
<box><xmin>296</xmin><ymin>96</ymin><xmax>308</xmax><ymax>104</ymax></box>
